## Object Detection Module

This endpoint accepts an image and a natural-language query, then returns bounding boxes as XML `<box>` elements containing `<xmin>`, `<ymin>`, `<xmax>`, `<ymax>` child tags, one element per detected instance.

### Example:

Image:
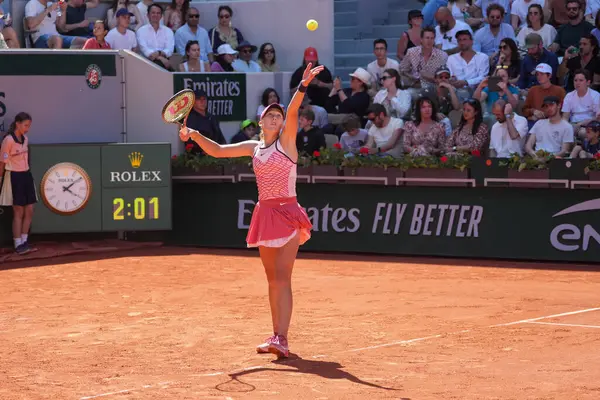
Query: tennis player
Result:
<box><xmin>0</xmin><ymin>112</ymin><xmax>37</xmax><ymax>255</ymax></box>
<box><xmin>178</xmin><ymin>63</ymin><xmax>324</xmax><ymax>358</ymax></box>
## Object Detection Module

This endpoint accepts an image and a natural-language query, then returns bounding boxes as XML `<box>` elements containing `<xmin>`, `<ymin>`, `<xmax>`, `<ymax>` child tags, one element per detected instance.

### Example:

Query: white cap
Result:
<box><xmin>217</xmin><ymin>44</ymin><xmax>238</xmax><ymax>55</ymax></box>
<box><xmin>535</xmin><ymin>63</ymin><xmax>552</xmax><ymax>74</ymax></box>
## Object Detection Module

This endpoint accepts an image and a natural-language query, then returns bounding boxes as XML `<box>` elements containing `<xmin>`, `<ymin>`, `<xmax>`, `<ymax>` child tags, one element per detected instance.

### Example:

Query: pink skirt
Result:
<box><xmin>246</xmin><ymin>197</ymin><xmax>312</xmax><ymax>248</ymax></box>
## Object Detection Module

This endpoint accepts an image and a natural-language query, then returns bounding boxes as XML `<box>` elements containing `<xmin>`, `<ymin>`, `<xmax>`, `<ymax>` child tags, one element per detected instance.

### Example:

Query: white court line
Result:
<box><xmin>525</xmin><ymin>321</ymin><xmax>600</xmax><ymax>329</ymax></box>
<box><xmin>78</xmin><ymin>306</ymin><xmax>600</xmax><ymax>399</ymax></box>
<box><xmin>489</xmin><ymin>307</ymin><xmax>600</xmax><ymax>327</ymax></box>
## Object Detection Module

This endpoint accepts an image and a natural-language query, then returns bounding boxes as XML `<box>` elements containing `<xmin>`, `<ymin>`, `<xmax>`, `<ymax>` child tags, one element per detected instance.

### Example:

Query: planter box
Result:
<box><xmin>223</xmin><ymin>163</ymin><xmax>253</xmax><ymax>182</ymax></box>
<box><xmin>311</xmin><ymin>165</ymin><xmax>341</xmax><ymax>184</ymax></box>
<box><xmin>507</xmin><ymin>169</ymin><xmax>550</xmax><ymax>188</ymax></box>
<box><xmin>581</xmin><ymin>170</ymin><xmax>600</xmax><ymax>189</ymax></box>
<box><xmin>172</xmin><ymin>165</ymin><xmax>224</xmax><ymax>177</ymax></box>
<box><xmin>387</xmin><ymin>167</ymin><xmax>405</xmax><ymax>186</ymax></box>
<box><xmin>404</xmin><ymin>168</ymin><xmax>470</xmax><ymax>187</ymax></box>
<box><xmin>296</xmin><ymin>166</ymin><xmax>312</xmax><ymax>183</ymax></box>
<box><xmin>342</xmin><ymin>167</ymin><xmax>388</xmax><ymax>185</ymax></box>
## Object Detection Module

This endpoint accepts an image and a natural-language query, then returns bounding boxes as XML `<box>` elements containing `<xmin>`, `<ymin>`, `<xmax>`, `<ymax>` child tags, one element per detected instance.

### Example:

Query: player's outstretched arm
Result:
<box><xmin>280</xmin><ymin>63</ymin><xmax>325</xmax><ymax>147</ymax></box>
<box><xmin>179</xmin><ymin>123</ymin><xmax>259</xmax><ymax>158</ymax></box>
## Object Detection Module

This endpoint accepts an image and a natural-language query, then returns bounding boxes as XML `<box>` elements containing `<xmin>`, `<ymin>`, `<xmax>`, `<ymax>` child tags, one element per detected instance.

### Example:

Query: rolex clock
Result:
<box><xmin>40</xmin><ymin>162</ymin><xmax>93</xmax><ymax>215</ymax></box>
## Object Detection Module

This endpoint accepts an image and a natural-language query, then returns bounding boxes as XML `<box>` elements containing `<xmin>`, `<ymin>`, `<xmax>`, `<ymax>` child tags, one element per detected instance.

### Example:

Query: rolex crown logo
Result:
<box><xmin>128</xmin><ymin>152</ymin><xmax>143</xmax><ymax>168</ymax></box>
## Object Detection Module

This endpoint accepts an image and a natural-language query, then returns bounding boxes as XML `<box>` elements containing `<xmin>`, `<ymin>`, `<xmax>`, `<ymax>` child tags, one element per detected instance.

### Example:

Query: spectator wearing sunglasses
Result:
<box><xmin>516</xmin><ymin>4</ymin><xmax>557</xmax><ymax>50</ymax></box>
<box><xmin>373</xmin><ymin>69</ymin><xmax>412</xmax><ymax>119</ymax></box>
<box><xmin>232</xmin><ymin>40</ymin><xmax>261</xmax><ymax>72</ymax></box>
<box><xmin>175</xmin><ymin>8</ymin><xmax>212</xmax><ymax>62</ymax></box>
<box><xmin>258</xmin><ymin>43</ymin><xmax>279</xmax><ymax>72</ymax></box>
<box><xmin>208</xmin><ymin>5</ymin><xmax>244</xmax><ymax>53</ymax></box>
<box><xmin>434</xmin><ymin>7</ymin><xmax>473</xmax><ymax>55</ymax></box>
<box><xmin>549</xmin><ymin>0</ymin><xmax>594</xmax><ymax>56</ymax></box>
<box><xmin>511</xmin><ymin>0</ymin><xmax>547</xmax><ymax>30</ymax></box>
<box><xmin>473</xmin><ymin>4</ymin><xmax>514</xmax><ymax>56</ymax></box>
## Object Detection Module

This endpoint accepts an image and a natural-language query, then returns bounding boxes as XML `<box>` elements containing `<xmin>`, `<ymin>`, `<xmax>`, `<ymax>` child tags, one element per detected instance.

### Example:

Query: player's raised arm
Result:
<box><xmin>279</xmin><ymin>63</ymin><xmax>325</xmax><ymax>147</ymax></box>
<box><xmin>179</xmin><ymin>122</ymin><xmax>259</xmax><ymax>158</ymax></box>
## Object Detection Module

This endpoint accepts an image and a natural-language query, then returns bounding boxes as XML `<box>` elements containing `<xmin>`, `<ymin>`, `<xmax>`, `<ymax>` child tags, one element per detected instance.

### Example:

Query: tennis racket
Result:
<box><xmin>161</xmin><ymin>89</ymin><xmax>195</xmax><ymax>127</ymax></box>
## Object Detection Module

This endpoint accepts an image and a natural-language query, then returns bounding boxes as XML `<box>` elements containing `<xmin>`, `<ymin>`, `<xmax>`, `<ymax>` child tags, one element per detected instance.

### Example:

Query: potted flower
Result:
<box><xmin>499</xmin><ymin>150</ymin><xmax>553</xmax><ymax>188</ymax></box>
<box><xmin>402</xmin><ymin>152</ymin><xmax>472</xmax><ymax>187</ymax></box>
<box><xmin>584</xmin><ymin>152</ymin><xmax>600</xmax><ymax>183</ymax></box>
<box><xmin>171</xmin><ymin>145</ymin><xmax>224</xmax><ymax>177</ymax></box>
<box><xmin>311</xmin><ymin>147</ymin><xmax>344</xmax><ymax>183</ymax></box>
<box><xmin>340</xmin><ymin>151</ymin><xmax>394</xmax><ymax>185</ymax></box>
<box><xmin>222</xmin><ymin>156</ymin><xmax>253</xmax><ymax>182</ymax></box>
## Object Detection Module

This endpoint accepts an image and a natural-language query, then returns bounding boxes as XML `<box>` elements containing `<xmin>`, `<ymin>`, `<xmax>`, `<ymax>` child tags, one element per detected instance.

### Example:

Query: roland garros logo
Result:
<box><xmin>85</xmin><ymin>64</ymin><xmax>102</xmax><ymax>89</ymax></box>
<box><xmin>550</xmin><ymin>199</ymin><xmax>600</xmax><ymax>252</ymax></box>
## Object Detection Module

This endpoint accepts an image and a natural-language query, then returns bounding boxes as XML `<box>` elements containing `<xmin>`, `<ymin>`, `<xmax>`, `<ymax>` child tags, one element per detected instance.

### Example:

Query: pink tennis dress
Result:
<box><xmin>246</xmin><ymin>139</ymin><xmax>312</xmax><ymax>248</ymax></box>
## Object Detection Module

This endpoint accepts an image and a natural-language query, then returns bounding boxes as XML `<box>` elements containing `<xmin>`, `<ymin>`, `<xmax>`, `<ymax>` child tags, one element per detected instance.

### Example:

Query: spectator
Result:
<box><xmin>446</xmin><ymin>98</ymin><xmax>489</xmax><ymax>153</ymax></box>
<box><xmin>361</xmin><ymin>104</ymin><xmax>405</xmax><ymax>158</ymax></box>
<box><xmin>137</xmin><ymin>4</ymin><xmax>175</xmax><ymax>70</ymax></box>
<box><xmin>257</xmin><ymin>42</ymin><xmax>279</xmax><ymax>72</ymax></box>
<box><xmin>489</xmin><ymin>99</ymin><xmax>529</xmax><ymax>156</ymax></box>
<box><xmin>289</xmin><ymin>47</ymin><xmax>333</xmax><ymax>108</ymax></box>
<box><xmin>296</xmin><ymin>109</ymin><xmax>326</xmax><ymax>156</ymax></box>
<box><xmin>435</xmin><ymin>66</ymin><xmax>462</xmax><ymax>116</ymax></box>
<box><xmin>299</xmin><ymin>96</ymin><xmax>328</xmax><ymax>129</ymax></box>
<box><xmin>549</xmin><ymin>0</ymin><xmax>594</xmax><ymax>56</ymax></box>
<box><xmin>561</xmin><ymin>69</ymin><xmax>600</xmax><ymax>139</ymax></box>
<box><xmin>435</xmin><ymin>7</ymin><xmax>473</xmax><ymax>54</ymax></box>
<box><xmin>397</xmin><ymin>10</ymin><xmax>423</xmax><ymax>61</ymax></box>
<box><xmin>516</xmin><ymin>4</ymin><xmax>557</xmax><ymax>49</ymax></box>
<box><xmin>402</xmin><ymin>97</ymin><xmax>447</xmax><ymax>156</ymax></box>
<box><xmin>137</xmin><ymin>0</ymin><xmax>161</xmax><ymax>27</ymax></box>
<box><xmin>585</xmin><ymin>0</ymin><xmax>600</xmax><ymax>20</ymax></box>
<box><xmin>367</xmin><ymin>38</ymin><xmax>400</xmax><ymax>91</ymax></box>
<box><xmin>107</xmin><ymin>0</ymin><xmax>142</xmax><ymax>31</ymax></box>
<box><xmin>447</xmin><ymin>30</ymin><xmax>490</xmax><ymax>100</ymax></box>
<box><xmin>489</xmin><ymin>38</ymin><xmax>521</xmax><ymax>85</ymax></box>
<box><xmin>105</xmin><ymin>9</ymin><xmax>138</xmax><ymax>51</ymax></box>
<box><xmin>327</xmin><ymin>68</ymin><xmax>371</xmax><ymax>126</ymax></box>
<box><xmin>25</xmin><ymin>0</ymin><xmax>86</xmax><ymax>48</ymax></box>
<box><xmin>164</xmin><ymin>0</ymin><xmax>189</xmax><ymax>32</ymax></box>
<box><xmin>549</xmin><ymin>0</ymin><xmax>570</xmax><ymax>27</ymax></box>
<box><xmin>0</xmin><ymin>0</ymin><xmax>20</xmax><ymax>47</ymax></box>
<box><xmin>83</xmin><ymin>20</ymin><xmax>110</xmax><ymax>49</ymax></box>
<box><xmin>466</xmin><ymin>0</ymin><xmax>513</xmax><ymax>27</ymax></box>
<box><xmin>178</xmin><ymin>40</ymin><xmax>210</xmax><ymax>72</ymax></box>
<box><xmin>175</xmin><ymin>8</ymin><xmax>212</xmax><ymax>62</ymax></box>
<box><xmin>373</xmin><ymin>69</ymin><xmax>412</xmax><ymax>119</ymax></box>
<box><xmin>559</xmin><ymin>34</ymin><xmax>600</xmax><ymax>92</ymax></box>
<box><xmin>525</xmin><ymin>95</ymin><xmax>574</xmax><ymax>156</ymax></box>
<box><xmin>184</xmin><ymin>89</ymin><xmax>226</xmax><ymax>155</ymax></box>
<box><xmin>232</xmin><ymin>40</ymin><xmax>261</xmax><ymax>72</ymax></box>
<box><xmin>473</xmin><ymin>4</ymin><xmax>515</xmax><ymax>56</ymax></box>
<box><xmin>448</xmin><ymin>0</ymin><xmax>471</xmax><ymax>24</ymax></box>
<box><xmin>422</xmin><ymin>0</ymin><xmax>448</xmax><ymax>28</ymax></box>
<box><xmin>210</xmin><ymin>44</ymin><xmax>236</xmax><ymax>72</ymax></box>
<box><xmin>208</xmin><ymin>5</ymin><xmax>244</xmax><ymax>53</ymax></box>
<box><xmin>474</xmin><ymin>66</ymin><xmax>519</xmax><ymax>115</ymax></box>
<box><xmin>57</xmin><ymin>0</ymin><xmax>99</xmax><ymax>39</ymax></box>
<box><xmin>518</xmin><ymin>33</ymin><xmax>559</xmax><ymax>89</ymax></box>
<box><xmin>257</xmin><ymin>88</ymin><xmax>285</xmax><ymax>121</ymax></box>
<box><xmin>230</xmin><ymin>119</ymin><xmax>258</xmax><ymax>144</ymax></box>
<box><xmin>522</xmin><ymin>63</ymin><xmax>566</xmax><ymax>128</ymax></box>
<box><xmin>592</xmin><ymin>11</ymin><xmax>600</xmax><ymax>43</ymax></box>
<box><xmin>0</xmin><ymin>31</ymin><xmax>7</xmax><ymax>49</ymax></box>
<box><xmin>511</xmin><ymin>0</ymin><xmax>546</xmax><ymax>30</ymax></box>
<box><xmin>570</xmin><ymin>120</ymin><xmax>600</xmax><ymax>157</ymax></box>
<box><xmin>340</xmin><ymin>115</ymin><xmax>369</xmax><ymax>153</ymax></box>
<box><xmin>399</xmin><ymin>27</ymin><xmax>449</xmax><ymax>95</ymax></box>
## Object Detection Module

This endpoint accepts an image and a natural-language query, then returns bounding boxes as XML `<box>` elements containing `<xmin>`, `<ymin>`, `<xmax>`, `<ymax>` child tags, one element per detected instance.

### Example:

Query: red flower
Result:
<box><xmin>471</xmin><ymin>149</ymin><xmax>481</xmax><ymax>157</ymax></box>
<box><xmin>440</xmin><ymin>156</ymin><xmax>448</xmax><ymax>163</ymax></box>
<box><xmin>485</xmin><ymin>159</ymin><xmax>492</xmax><ymax>166</ymax></box>
<box><xmin>359</xmin><ymin>147</ymin><xmax>370</xmax><ymax>155</ymax></box>
<box><xmin>185</xmin><ymin>143</ymin><xmax>194</xmax><ymax>152</ymax></box>
<box><xmin>333</xmin><ymin>142</ymin><xmax>342</xmax><ymax>150</ymax></box>
<box><xmin>172</xmin><ymin>155</ymin><xmax>177</xmax><ymax>159</ymax></box>
<box><xmin>313</xmin><ymin>150</ymin><xmax>321</xmax><ymax>157</ymax></box>
<box><xmin>594</xmin><ymin>152</ymin><xmax>600</xmax><ymax>160</ymax></box>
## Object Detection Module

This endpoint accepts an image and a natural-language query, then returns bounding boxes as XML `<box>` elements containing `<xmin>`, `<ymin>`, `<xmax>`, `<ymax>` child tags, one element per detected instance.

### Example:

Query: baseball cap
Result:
<box><xmin>240</xmin><ymin>119</ymin><xmax>257</xmax><ymax>130</ymax></box>
<box><xmin>193</xmin><ymin>88</ymin><xmax>207</xmax><ymax>99</ymax></box>
<box><xmin>260</xmin><ymin>103</ymin><xmax>286</xmax><ymax>120</ymax></box>
<box><xmin>542</xmin><ymin>95</ymin><xmax>560</xmax><ymax>105</ymax></box>
<box><xmin>584</xmin><ymin>120</ymin><xmax>600</xmax><ymax>130</ymax></box>
<box><xmin>116</xmin><ymin>8</ymin><xmax>134</xmax><ymax>18</ymax></box>
<box><xmin>217</xmin><ymin>44</ymin><xmax>238</xmax><ymax>55</ymax></box>
<box><xmin>525</xmin><ymin>33</ymin><xmax>543</xmax><ymax>49</ymax></box>
<box><xmin>435</xmin><ymin>65</ymin><xmax>451</xmax><ymax>76</ymax></box>
<box><xmin>304</xmin><ymin>47</ymin><xmax>318</xmax><ymax>62</ymax></box>
<box><xmin>535</xmin><ymin>63</ymin><xmax>552</xmax><ymax>74</ymax></box>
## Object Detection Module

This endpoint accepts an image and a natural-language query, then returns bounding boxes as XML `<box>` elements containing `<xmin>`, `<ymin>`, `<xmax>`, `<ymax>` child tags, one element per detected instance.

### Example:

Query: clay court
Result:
<box><xmin>1</xmin><ymin>247</ymin><xmax>600</xmax><ymax>400</ymax></box>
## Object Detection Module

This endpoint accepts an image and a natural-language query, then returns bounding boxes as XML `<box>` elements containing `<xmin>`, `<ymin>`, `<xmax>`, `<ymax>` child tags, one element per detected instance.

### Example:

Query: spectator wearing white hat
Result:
<box><xmin>327</xmin><ymin>67</ymin><xmax>372</xmax><ymax>127</ymax></box>
<box><xmin>522</xmin><ymin>63</ymin><xmax>566</xmax><ymax>129</ymax></box>
<box><xmin>211</xmin><ymin>44</ymin><xmax>237</xmax><ymax>72</ymax></box>
<box><xmin>446</xmin><ymin>30</ymin><xmax>490</xmax><ymax>101</ymax></box>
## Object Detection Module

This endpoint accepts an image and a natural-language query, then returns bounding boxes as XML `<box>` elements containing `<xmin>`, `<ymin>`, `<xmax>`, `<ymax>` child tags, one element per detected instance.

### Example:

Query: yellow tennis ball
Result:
<box><xmin>306</xmin><ymin>19</ymin><xmax>318</xmax><ymax>31</ymax></box>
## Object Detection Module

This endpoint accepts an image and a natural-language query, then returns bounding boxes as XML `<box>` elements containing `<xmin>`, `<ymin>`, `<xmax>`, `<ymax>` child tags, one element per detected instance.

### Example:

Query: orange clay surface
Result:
<box><xmin>1</xmin><ymin>247</ymin><xmax>600</xmax><ymax>400</ymax></box>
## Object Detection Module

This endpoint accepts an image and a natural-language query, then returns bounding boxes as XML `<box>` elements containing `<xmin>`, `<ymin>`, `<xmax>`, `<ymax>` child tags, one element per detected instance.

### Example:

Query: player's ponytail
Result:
<box><xmin>9</xmin><ymin>112</ymin><xmax>32</xmax><ymax>135</ymax></box>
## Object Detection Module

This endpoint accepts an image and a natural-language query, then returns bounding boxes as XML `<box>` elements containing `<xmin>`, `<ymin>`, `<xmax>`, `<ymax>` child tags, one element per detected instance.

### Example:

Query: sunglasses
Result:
<box><xmin>263</xmin><ymin>49</ymin><xmax>274</xmax><ymax>54</ymax></box>
<box><xmin>528</xmin><ymin>11</ymin><xmax>540</xmax><ymax>15</ymax></box>
<box><xmin>567</xmin><ymin>6</ymin><xmax>579</xmax><ymax>11</ymax></box>
<box><xmin>379</xmin><ymin>76</ymin><xmax>392</xmax><ymax>81</ymax></box>
<box><xmin>499</xmin><ymin>45</ymin><xmax>507</xmax><ymax>50</ymax></box>
<box><xmin>241</xmin><ymin>49</ymin><xmax>252</xmax><ymax>53</ymax></box>
<box><xmin>188</xmin><ymin>14</ymin><xmax>199</xmax><ymax>18</ymax></box>
<box><xmin>496</xmin><ymin>64</ymin><xmax>508</xmax><ymax>69</ymax></box>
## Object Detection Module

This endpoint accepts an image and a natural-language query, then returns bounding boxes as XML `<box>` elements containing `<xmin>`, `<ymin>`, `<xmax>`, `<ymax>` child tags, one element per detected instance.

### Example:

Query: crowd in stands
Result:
<box><xmin>2</xmin><ymin>0</ymin><xmax>600</xmax><ymax>161</ymax></box>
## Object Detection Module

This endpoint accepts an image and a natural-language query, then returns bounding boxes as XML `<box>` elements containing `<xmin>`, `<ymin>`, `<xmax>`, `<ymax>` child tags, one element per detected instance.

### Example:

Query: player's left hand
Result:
<box><xmin>301</xmin><ymin>62</ymin><xmax>325</xmax><ymax>87</ymax></box>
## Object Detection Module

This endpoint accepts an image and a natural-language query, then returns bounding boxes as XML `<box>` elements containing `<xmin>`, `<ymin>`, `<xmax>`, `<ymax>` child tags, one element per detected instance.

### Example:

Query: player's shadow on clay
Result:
<box><xmin>215</xmin><ymin>353</ymin><xmax>407</xmax><ymax>395</ymax></box>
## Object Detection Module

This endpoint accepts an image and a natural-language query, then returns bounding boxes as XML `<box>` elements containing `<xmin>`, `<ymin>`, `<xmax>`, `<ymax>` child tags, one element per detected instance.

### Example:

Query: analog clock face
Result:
<box><xmin>40</xmin><ymin>162</ymin><xmax>92</xmax><ymax>215</ymax></box>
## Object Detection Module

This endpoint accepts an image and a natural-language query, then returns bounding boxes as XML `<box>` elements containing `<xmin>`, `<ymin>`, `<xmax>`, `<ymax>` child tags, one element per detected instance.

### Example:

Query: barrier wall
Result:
<box><xmin>11</xmin><ymin>0</ymin><xmax>334</xmax><ymax>74</ymax></box>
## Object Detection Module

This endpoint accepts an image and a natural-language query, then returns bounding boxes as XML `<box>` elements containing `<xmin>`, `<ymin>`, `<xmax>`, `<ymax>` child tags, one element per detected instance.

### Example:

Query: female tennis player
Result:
<box><xmin>0</xmin><ymin>112</ymin><xmax>37</xmax><ymax>255</ymax></box>
<box><xmin>178</xmin><ymin>63</ymin><xmax>324</xmax><ymax>358</ymax></box>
